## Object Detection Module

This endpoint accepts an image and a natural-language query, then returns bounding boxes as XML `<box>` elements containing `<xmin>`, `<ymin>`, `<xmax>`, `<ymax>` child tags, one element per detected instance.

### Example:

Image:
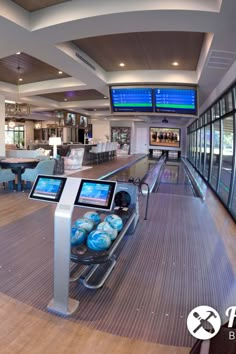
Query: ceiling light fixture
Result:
<box><xmin>16</xmin><ymin>52</ymin><xmax>21</xmax><ymax>55</ymax></box>
<box><xmin>5</xmin><ymin>64</ymin><xmax>30</xmax><ymax>118</ymax></box>
<box><xmin>104</xmin><ymin>96</ymin><xmax>107</xmax><ymax>99</ymax></box>
<box><xmin>172</xmin><ymin>61</ymin><xmax>179</xmax><ymax>66</ymax></box>
<box><xmin>119</xmin><ymin>62</ymin><xmax>125</xmax><ymax>67</ymax></box>
<box><xmin>58</xmin><ymin>71</ymin><xmax>63</xmax><ymax>74</ymax></box>
<box><xmin>64</xmin><ymin>98</ymin><xmax>67</xmax><ymax>101</ymax></box>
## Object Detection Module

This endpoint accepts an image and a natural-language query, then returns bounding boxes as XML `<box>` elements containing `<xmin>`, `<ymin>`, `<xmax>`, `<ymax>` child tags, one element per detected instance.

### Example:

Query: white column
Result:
<box><xmin>0</xmin><ymin>95</ymin><xmax>5</xmax><ymax>157</ymax></box>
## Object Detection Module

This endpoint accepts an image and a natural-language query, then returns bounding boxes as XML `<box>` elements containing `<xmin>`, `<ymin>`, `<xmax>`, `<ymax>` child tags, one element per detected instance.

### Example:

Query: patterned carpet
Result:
<box><xmin>0</xmin><ymin>194</ymin><xmax>235</xmax><ymax>347</ymax></box>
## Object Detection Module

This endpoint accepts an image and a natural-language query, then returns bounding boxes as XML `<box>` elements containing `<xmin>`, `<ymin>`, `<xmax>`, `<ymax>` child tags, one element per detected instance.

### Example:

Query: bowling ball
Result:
<box><xmin>104</xmin><ymin>214</ymin><xmax>123</xmax><ymax>231</ymax></box>
<box><xmin>71</xmin><ymin>227</ymin><xmax>87</xmax><ymax>246</ymax></box>
<box><xmin>83</xmin><ymin>211</ymin><xmax>101</xmax><ymax>226</ymax></box>
<box><xmin>73</xmin><ymin>218</ymin><xmax>94</xmax><ymax>232</ymax></box>
<box><xmin>87</xmin><ymin>230</ymin><xmax>112</xmax><ymax>251</ymax></box>
<box><xmin>97</xmin><ymin>221</ymin><xmax>118</xmax><ymax>241</ymax></box>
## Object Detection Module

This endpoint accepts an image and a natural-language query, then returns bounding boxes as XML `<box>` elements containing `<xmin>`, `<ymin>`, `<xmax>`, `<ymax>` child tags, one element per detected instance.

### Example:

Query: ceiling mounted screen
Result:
<box><xmin>154</xmin><ymin>87</ymin><xmax>197</xmax><ymax>115</ymax></box>
<box><xmin>110</xmin><ymin>87</ymin><xmax>153</xmax><ymax>113</ymax></box>
<box><xmin>109</xmin><ymin>85</ymin><xmax>198</xmax><ymax>116</ymax></box>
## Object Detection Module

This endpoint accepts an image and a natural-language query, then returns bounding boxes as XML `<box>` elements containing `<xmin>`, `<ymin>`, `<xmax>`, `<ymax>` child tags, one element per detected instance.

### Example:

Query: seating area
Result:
<box><xmin>21</xmin><ymin>159</ymin><xmax>56</xmax><ymax>189</ymax></box>
<box><xmin>89</xmin><ymin>142</ymin><xmax>118</xmax><ymax>164</ymax></box>
<box><xmin>6</xmin><ymin>148</ymin><xmax>51</xmax><ymax>160</ymax></box>
<box><xmin>0</xmin><ymin>167</ymin><xmax>15</xmax><ymax>189</ymax></box>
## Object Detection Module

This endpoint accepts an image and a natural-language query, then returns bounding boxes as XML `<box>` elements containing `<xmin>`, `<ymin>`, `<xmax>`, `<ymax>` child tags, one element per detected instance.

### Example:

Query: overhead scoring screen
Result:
<box><xmin>29</xmin><ymin>175</ymin><xmax>66</xmax><ymax>203</ymax></box>
<box><xmin>110</xmin><ymin>87</ymin><xmax>153</xmax><ymax>112</ymax></box>
<box><xmin>155</xmin><ymin>88</ymin><xmax>197</xmax><ymax>114</ymax></box>
<box><xmin>74</xmin><ymin>179</ymin><xmax>117</xmax><ymax>211</ymax></box>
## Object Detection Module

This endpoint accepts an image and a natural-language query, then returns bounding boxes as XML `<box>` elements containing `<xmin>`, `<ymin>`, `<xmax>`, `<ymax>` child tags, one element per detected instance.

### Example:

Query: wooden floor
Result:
<box><xmin>0</xmin><ymin>155</ymin><xmax>235</xmax><ymax>354</ymax></box>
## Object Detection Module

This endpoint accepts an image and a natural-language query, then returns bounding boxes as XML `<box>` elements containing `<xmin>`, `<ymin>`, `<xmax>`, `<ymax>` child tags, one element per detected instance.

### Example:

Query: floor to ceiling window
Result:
<box><xmin>210</xmin><ymin>120</ymin><xmax>220</xmax><ymax>191</ymax></box>
<box><xmin>218</xmin><ymin>116</ymin><xmax>234</xmax><ymax>204</ymax></box>
<box><xmin>203</xmin><ymin>125</ymin><xmax>211</xmax><ymax>181</ymax></box>
<box><xmin>187</xmin><ymin>84</ymin><xmax>236</xmax><ymax>221</ymax></box>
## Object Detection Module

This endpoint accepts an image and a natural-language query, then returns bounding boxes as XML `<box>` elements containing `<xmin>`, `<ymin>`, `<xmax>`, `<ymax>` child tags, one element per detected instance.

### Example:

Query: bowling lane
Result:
<box><xmin>155</xmin><ymin>161</ymin><xmax>196</xmax><ymax>197</ymax></box>
<box><xmin>108</xmin><ymin>156</ymin><xmax>159</xmax><ymax>182</ymax></box>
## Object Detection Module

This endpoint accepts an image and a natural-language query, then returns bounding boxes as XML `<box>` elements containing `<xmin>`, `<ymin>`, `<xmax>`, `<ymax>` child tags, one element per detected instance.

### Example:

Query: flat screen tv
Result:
<box><xmin>74</xmin><ymin>179</ymin><xmax>117</xmax><ymax>211</ymax></box>
<box><xmin>110</xmin><ymin>86</ymin><xmax>153</xmax><ymax>113</ymax></box>
<box><xmin>150</xmin><ymin>127</ymin><xmax>180</xmax><ymax>148</ymax></box>
<box><xmin>79</xmin><ymin>115</ymin><xmax>88</xmax><ymax>128</ymax></box>
<box><xmin>154</xmin><ymin>87</ymin><xmax>197</xmax><ymax>115</ymax></box>
<box><xmin>29</xmin><ymin>175</ymin><xmax>67</xmax><ymax>203</ymax></box>
<box><xmin>64</xmin><ymin>112</ymin><xmax>77</xmax><ymax>126</ymax></box>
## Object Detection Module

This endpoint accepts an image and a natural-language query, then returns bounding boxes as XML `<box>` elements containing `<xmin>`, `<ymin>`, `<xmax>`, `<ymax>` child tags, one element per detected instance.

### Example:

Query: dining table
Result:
<box><xmin>0</xmin><ymin>158</ymin><xmax>39</xmax><ymax>191</ymax></box>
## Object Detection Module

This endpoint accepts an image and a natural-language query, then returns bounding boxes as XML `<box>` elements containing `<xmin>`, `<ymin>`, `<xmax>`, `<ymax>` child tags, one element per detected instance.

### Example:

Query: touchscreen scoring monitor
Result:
<box><xmin>29</xmin><ymin>175</ymin><xmax>67</xmax><ymax>203</ymax></box>
<box><xmin>74</xmin><ymin>179</ymin><xmax>117</xmax><ymax>211</ymax></box>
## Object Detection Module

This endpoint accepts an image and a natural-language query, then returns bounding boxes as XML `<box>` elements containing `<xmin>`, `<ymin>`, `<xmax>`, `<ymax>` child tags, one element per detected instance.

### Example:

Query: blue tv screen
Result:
<box><xmin>154</xmin><ymin>88</ymin><xmax>197</xmax><ymax>115</ymax></box>
<box><xmin>74</xmin><ymin>179</ymin><xmax>117</xmax><ymax>211</ymax></box>
<box><xmin>110</xmin><ymin>87</ymin><xmax>153</xmax><ymax>112</ymax></box>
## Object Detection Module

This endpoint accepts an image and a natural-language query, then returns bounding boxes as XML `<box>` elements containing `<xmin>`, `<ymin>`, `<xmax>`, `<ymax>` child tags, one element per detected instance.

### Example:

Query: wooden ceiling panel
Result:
<box><xmin>12</xmin><ymin>0</ymin><xmax>71</xmax><ymax>12</ymax></box>
<box><xmin>0</xmin><ymin>52</ymin><xmax>70</xmax><ymax>84</ymax></box>
<box><xmin>39</xmin><ymin>90</ymin><xmax>105</xmax><ymax>102</ymax></box>
<box><xmin>73</xmin><ymin>32</ymin><xmax>205</xmax><ymax>71</ymax></box>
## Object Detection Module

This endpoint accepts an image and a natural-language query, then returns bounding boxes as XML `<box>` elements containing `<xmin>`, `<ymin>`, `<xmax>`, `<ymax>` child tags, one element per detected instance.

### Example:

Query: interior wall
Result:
<box><xmin>24</xmin><ymin>120</ymin><xmax>35</xmax><ymax>149</ymax></box>
<box><xmin>92</xmin><ymin>120</ymin><xmax>110</xmax><ymax>141</ymax></box>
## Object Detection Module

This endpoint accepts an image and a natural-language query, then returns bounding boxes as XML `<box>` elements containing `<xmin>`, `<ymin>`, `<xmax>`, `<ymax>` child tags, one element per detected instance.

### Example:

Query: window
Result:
<box><xmin>210</xmin><ymin>120</ymin><xmax>220</xmax><ymax>191</ymax></box>
<box><xmin>220</xmin><ymin>97</ymin><xmax>226</xmax><ymax>116</ymax></box>
<box><xmin>199</xmin><ymin>127</ymin><xmax>205</xmax><ymax>174</ymax></box>
<box><xmin>5</xmin><ymin>124</ymin><xmax>25</xmax><ymax>148</ymax></box>
<box><xmin>225</xmin><ymin>91</ymin><xmax>233</xmax><ymax>113</ymax></box>
<box><xmin>196</xmin><ymin>129</ymin><xmax>201</xmax><ymax>170</ymax></box>
<box><xmin>218</xmin><ymin>116</ymin><xmax>234</xmax><ymax>205</ymax></box>
<box><xmin>203</xmin><ymin>125</ymin><xmax>211</xmax><ymax>180</ymax></box>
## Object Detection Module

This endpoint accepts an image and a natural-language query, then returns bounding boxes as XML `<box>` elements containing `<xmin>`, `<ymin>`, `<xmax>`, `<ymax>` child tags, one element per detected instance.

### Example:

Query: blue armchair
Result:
<box><xmin>0</xmin><ymin>167</ymin><xmax>15</xmax><ymax>189</ymax></box>
<box><xmin>21</xmin><ymin>159</ymin><xmax>55</xmax><ymax>188</ymax></box>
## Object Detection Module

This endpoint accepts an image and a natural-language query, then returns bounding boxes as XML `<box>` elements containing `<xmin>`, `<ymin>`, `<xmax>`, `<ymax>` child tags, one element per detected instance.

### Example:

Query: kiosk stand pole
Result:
<box><xmin>47</xmin><ymin>178</ymin><xmax>81</xmax><ymax>316</ymax></box>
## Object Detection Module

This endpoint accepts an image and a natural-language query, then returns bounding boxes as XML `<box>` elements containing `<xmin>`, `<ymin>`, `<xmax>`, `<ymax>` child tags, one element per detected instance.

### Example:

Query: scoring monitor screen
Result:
<box><xmin>29</xmin><ymin>175</ymin><xmax>67</xmax><ymax>203</ymax></box>
<box><xmin>154</xmin><ymin>88</ymin><xmax>197</xmax><ymax>115</ymax></box>
<box><xmin>110</xmin><ymin>87</ymin><xmax>153</xmax><ymax>112</ymax></box>
<box><xmin>74</xmin><ymin>179</ymin><xmax>117</xmax><ymax>211</ymax></box>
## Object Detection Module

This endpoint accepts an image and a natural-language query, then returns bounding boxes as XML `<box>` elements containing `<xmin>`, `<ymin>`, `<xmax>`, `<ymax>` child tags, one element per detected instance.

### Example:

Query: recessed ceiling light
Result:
<box><xmin>18</xmin><ymin>78</ymin><xmax>23</xmax><ymax>81</ymax></box>
<box><xmin>104</xmin><ymin>96</ymin><xmax>107</xmax><ymax>99</ymax></box>
<box><xmin>119</xmin><ymin>62</ymin><xmax>125</xmax><ymax>67</ymax></box>
<box><xmin>58</xmin><ymin>71</ymin><xmax>63</xmax><ymax>74</ymax></box>
<box><xmin>16</xmin><ymin>52</ymin><xmax>21</xmax><ymax>55</ymax></box>
<box><xmin>64</xmin><ymin>98</ymin><xmax>67</xmax><ymax>101</ymax></box>
<box><xmin>172</xmin><ymin>61</ymin><xmax>179</xmax><ymax>66</ymax></box>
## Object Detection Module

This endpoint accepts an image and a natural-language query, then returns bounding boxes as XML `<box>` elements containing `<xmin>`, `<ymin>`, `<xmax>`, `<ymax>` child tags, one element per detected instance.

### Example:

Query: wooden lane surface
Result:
<box><xmin>0</xmin><ymin>293</ymin><xmax>190</xmax><ymax>354</ymax></box>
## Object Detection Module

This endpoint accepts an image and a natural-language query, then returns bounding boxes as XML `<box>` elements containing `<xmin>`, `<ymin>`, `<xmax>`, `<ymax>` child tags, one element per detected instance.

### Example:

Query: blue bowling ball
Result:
<box><xmin>97</xmin><ymin>221</ymin><xmax>118</xmax><ymax>241</ymax></box>
<box><xmin>71</xmin><ymin>227</ymin><xmax>87</xmax><ymax>246</ymax></box>
<box><xmin>87</xmin><ymin>230</ymin><xmax>112</xmax><ymax>251</ymax></box>
<box><xmin>104</xmin><ymin>214</ymin><xmax>123</xmax><ymax>232</ymax></box>
<box><xmin>73</xmin><ymin>218</ymin><xmax>94</xmax><ymax>232</ymax></box>
<box><xmin>84</xmin><ymin>211</ymin><xmax>101</xmax><ymax>226</ymax></box>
